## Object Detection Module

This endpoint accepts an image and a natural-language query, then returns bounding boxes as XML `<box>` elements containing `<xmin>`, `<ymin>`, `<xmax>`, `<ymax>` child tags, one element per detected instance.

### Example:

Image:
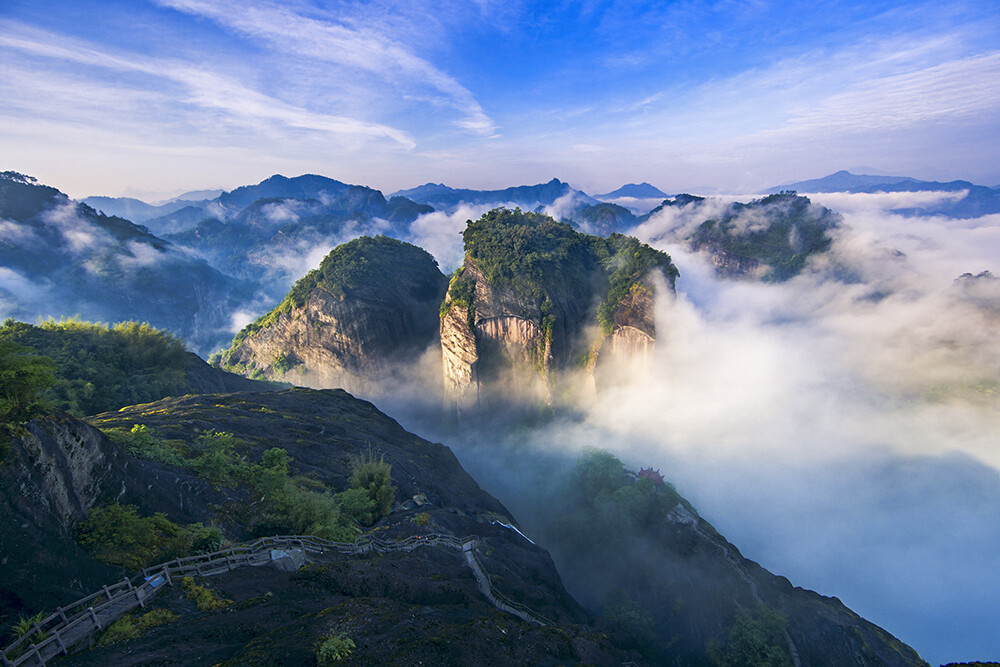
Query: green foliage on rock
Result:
<box><xmin>227</xmin><ymin>235</ymin><xmax>443</xmax><ymax>352</ymax></box>
<box><xmin>0</xmin><ymin>318</ymin><xmax>188</xmax><ymax>417</ymax></box>
<box><xmin>104</xmin><ymin>423</ymin><xmax>186</xmax><ymax>467</ymax></box>
<box><xmin>253</xmin><ymin>446</ymin><xmax>354</xmax><ymax>541</ymax></box>
<box><xmin>0</xmin><ymin>337</ymin><xmax>55</xmax><ymax>425</ymax></box>
<box><xmin>461</xmin><ymin>208</ymin><xmax>598</xmax><ymax>303</ymax></box>
<box><xmin>707</xmin><ymin>604</ymin><xmax>793</xmax><ymax>667</ymax></box>
<box><xmin>180</xmin><ymin>577</ymin><xmax>232</xmax><ymax>611</ymax></box>
<box><xmin>96</xmin><ymin>609</ymin><xmax>178</xmax><ymax>647</ymax></box>
<box><xmin>76</xmin><ymin>503</ymin><xmax>222</xmax><ymax>570</ymax></box>
<box><xmin>593</xmin><ymin>234</ymin><xmax>678</xmax><ymax>334</ymax></box>
<box><xmin>689</xmin><ymin>192</ymin><xmax>838</xmax><ymax>282</ymax></box>
<box><xmin>272</xmin><ymin>352</ymin><xmax>302</xmax><ymax>375</ymax></box>
<box><xmin>317</xmin><ymin>633</ymin><xmax>355</xmax><ymax>665</ymax></box>
<box><xmin>348</xmin><ymin>449</ymin><xmax>396</xmax><ymax>525</ymax></box>
<box><xmin>454</xmin><ymin>208</ymin><xmax>677</xmax><ymax>336</ymax></box>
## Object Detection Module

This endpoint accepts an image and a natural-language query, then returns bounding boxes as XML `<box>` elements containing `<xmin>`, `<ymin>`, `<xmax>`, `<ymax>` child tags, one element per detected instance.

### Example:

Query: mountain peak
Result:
<box><xmin>596</xmin><ymin>182</ymin><xmax>669</xmax><ymax>199</ymax></box>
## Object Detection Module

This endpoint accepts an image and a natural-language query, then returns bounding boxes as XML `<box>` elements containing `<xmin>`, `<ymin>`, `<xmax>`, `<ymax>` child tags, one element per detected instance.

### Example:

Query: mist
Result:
<box><xmin>362</xmin><ymin>190</ymin><xmax>1000</xmax><ymax>665</ymax></box>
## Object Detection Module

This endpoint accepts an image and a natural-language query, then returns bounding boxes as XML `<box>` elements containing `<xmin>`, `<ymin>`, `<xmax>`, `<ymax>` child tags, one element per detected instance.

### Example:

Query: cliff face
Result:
<box><xmin>592</xmin><ymin>280</ymin><xmax>657</xmax><ymax>389</ymax></box>
<box><xmin>4</xmin><ymin>390</ymin><xmax>634</xmax><ymax>666</ymax></box>
<box><xmin>0</xmin><ymin>415</ymin><xmax>223</xmax><ymax>620</ymax></box>
<box><xmin>220</xmin><ymin>236</ymin><xmax>447</xmax><ymax>391</ymax></box>
<box><xmin>440</xmin><ymin>209</ymin><xmax>677</xmax><ymax>406</ymax></box>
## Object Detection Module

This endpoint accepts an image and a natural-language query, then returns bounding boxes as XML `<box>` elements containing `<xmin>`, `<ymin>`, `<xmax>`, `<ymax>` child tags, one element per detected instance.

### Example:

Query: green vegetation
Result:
<box><xmin>689</xmin><ymin>193</ymin><xmax>838</xmax><ymax>282</ymax></box>
<box><xmin>75</xmin><ymin>503</ymin><xmax>222</xmax><ymax>570</ymax></box>
<box><xmin>455</xmin><ymin>208</ymin><xmax>677</xmax><ymax>335</ymax></box>
<box><xmin>180</xmin><ymin>577</ymin><xmax>232</xmax><ymax>611</ymax></box>
<box><xmin>461</xmin><ymin>208</ymin><xmax>599</xmax><ymax>303</ymax></box>
<box><xmin>95</xmin><ymin>609</ymin><xmax>178</xmax><ymax>647</ymax></box>
<box><xmin>225</xmin><ymin>236</ymin><xmax>443</xmax><ymax>354</ymax></box>
<box><xmin>189</xmin><ymin>430</ymin><xmax>249</xmax><ymax>487</ymax></box>
<box><xmin>593</xmin><ymin>234</ymin><xmax>678</xmax><ymax>334</ymax></box>
<box><xmin>10</xmin><ymin>611</ymin><xmax>48</xmax><ymax>643</ymax></box>
<box><xmin>0</xmin><ymin>318</ymin><xmax>188</xmax><ymax>417</ymax></box>
<box><xmin>98</xmin><ymin>420</ymin><xmax>367</xmax><ymax>541</ymax></box>
<box><xmin>0</xmin><ymin>337</ymin><xmax>55</xmax><ymax>426</ymax></box>
<box><xmin>272</xmin><ymin>352</ymin><xmax>302</xmax><ymax>375</ymax></box>
<box><xmin>348</xmin><ymin>449</ymin><xmax>396</xmax><ymax>525</ymax></box>
<box><xmin>105</xmin><ymin>424</ymin><xmax>185</xmax><ymax>467</ymax></box>
<box><xmin>317</xmin><ymin>633</ymin><xmax>356</xmax><ymax>665</ymax></box>
<box><xmin>545</xmin><ymin>449</ymin><xmax>689</xmax><ymax>661</ymax></box>
<box><xmin>253</xmin><ymin>446</ymin><xmax>355</xmax><ymax>540</ymax></box>
<box><xmin>440</xmin><ymin>267</ymin><xmax>476</xmax><ymax>319</ymax></box>
<box><xmin>707</xmin><ymin>605</ymin><xmax>792</xmax><ymax>667</ymax></box>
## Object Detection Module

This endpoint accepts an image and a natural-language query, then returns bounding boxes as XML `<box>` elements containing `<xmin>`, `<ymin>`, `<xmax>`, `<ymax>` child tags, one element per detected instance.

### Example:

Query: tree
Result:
<box><xmin>349</xmin><ymin>449</ymin><xmax>395</xmax><ymax>523</ymax></box>
<box><xmin>708</xmin><ymin>605</ymin><xmax>792</xmax><ymax>667</ymax></box>
<box><xmin>0</xmin><ymin>339</ymin><xmax>55</xmax><ymax>424</ymax></box>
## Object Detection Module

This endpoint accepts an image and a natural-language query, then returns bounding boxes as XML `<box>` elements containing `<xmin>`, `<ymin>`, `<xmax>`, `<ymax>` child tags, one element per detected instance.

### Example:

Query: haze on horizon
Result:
<box><xmin>2</xmin><ymin>0</ymin><xmax>999</xmax><ymax>199</ymax></box>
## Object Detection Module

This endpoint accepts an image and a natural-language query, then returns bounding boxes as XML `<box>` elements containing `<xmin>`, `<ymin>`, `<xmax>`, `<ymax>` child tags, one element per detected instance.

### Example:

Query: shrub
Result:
<box><xmin>0</xmin><ymin>318</ymin><xmax>188</xmax><ymax>417</ymax></box>
<box><xmin>317</xmin><ymin>633</ymin><xmax>355</xmax><ymax>665</ymax></box>
<box><xmin>76</xmin><ymin>503</ymin><xmax>222</xmax><ymax>570</ymax></box>
<box><xmin>336</xmin><ymin>487</ymin><xmax>377</xmax><ymax>526</ymax></box>
<box><xmin>180</xmin><ymin>577</ymin><xmax>232</xmax><ymax>611</ymax></box>
<box><xmin>96</xmin><ymin>609</ymin><xmax>177</xmax><ymax>647</ymax></box>
<box><xmin>0</xmin><ymin>339</ymin><xmax>55</xmax><ymax>424</ymax></box>
<box><xmin>349</xmin><ymin>449</ymin><xmax>395</xmax><ymax>523</ymax></box>
<box><xmin>190</xmin><ymin>430</ymin><xmax>248</xmax><ymax>486</ymax></box>
<box><xmin>707</xmin><ymin>605</ymin><xmax>792</xmax><ymax>667</ymax></box>
<box><xmin>106</xmin><ymin>424</ymin><xmax>185</xmax><ymax>467</ymax></box>
<box><xmin>250</xmin><ymin>447</ymin><xmax>355</xmax><ymax>541</ymax></box>
<box><xmin>11</xmin><ymin>611</ymin><xmax>47</xmax><ymax>642</ymax></box>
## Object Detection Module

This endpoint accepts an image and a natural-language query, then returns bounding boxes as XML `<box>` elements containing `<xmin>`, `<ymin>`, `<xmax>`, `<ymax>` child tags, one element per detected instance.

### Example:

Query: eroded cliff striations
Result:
<box><xmin>218</xmin><ymin>236</ymin><xmax>447</xmax><ymax>391</ymax></box>
<box><xmin>440</xmin><ymin>208</ymin><xmax>677</xmax><ymax>405</ymax></box>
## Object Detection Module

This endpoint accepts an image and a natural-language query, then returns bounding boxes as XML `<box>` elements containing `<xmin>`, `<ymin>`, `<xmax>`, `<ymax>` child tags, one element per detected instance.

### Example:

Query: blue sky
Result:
<box><xmin>1</xmin><ymin>0</ymin><xmax>998</xmax><ymax>198</ymax></box>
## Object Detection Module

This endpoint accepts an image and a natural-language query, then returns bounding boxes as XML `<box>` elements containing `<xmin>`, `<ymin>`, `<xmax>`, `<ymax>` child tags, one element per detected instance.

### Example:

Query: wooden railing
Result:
<box><xmin>1</xmin><ymin>531</ymin><xmax>547</xmax><ymax>666</ymax></box>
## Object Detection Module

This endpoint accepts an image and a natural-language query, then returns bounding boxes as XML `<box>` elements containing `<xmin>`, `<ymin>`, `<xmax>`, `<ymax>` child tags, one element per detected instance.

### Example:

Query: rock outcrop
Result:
<box><xmin>3</xmin><ymin>390</ymin><xmax>636</xmax><ymax>665</ymax></box>
<box><xmin>0</xmin><ymin>414</ymin><xmax>225</xmax><ymax>621</ymax></box>
<box><xmin>219</xmin><ymin>236</ymin><xmax>447</xmax><ymax>392</ymax></box>
<box><xmin>440</xmin><ymin>208</ymin><xmax>677</xmax><ymax>406</ymax></box>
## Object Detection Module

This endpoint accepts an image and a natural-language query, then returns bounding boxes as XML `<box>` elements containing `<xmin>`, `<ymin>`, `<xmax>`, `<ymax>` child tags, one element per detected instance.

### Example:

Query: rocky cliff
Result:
<box><xmin>640</xmin><ymin>192</ymin><xmax>840</xmax><ymax>282</ymax></box>
<box><xmin>218</xmin><ymin>236</ymin><xmax>447</xmax><ymax>392</ymax></box>
<box><xmin>532</xmin><ymin>450</ymin><xmax>929</xmax><ymax>667</ymax></box>
<box><xmin>2</xmin><ymin>390</ymin><xmax>635</xmax><ymax>665</ymax></box>
<box><xmin>439</xmin><ymin>208</ymin><xmax>677</xmax><ymax>406</ymax></box>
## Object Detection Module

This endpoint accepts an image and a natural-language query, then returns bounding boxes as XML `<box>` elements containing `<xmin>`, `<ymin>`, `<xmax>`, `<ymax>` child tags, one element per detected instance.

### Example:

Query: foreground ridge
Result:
<box><xmin>1</xmin><ymin>532</ymin><xmax>549</xmax><ymax>666</ymax></box>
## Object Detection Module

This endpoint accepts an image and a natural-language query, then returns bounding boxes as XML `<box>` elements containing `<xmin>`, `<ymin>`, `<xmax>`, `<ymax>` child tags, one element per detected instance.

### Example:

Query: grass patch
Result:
<box><xmin>96</xmin><ymin>609</ymin><xmax>178</xmax><ymax>647</ymax></box>
<box><xmin>180</xmin><ymin>577</ymin><xmax>232</xmax><ymax>611</ymax></box>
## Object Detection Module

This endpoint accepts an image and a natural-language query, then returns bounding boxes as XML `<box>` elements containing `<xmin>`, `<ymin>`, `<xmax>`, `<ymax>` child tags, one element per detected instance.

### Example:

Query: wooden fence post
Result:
<box><xmin>88</xmin><ymin>607</ymin><xmax>101</xmax><ymax>631</ymax></box>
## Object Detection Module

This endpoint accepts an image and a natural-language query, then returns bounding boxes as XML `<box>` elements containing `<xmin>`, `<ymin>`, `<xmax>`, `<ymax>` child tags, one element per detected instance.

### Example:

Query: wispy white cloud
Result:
<box><xmin>153</xmin><ymin>0</ymin><xmax>495</xmax><ymax>136</ymax></box>
<box><xmin>0</xmin><ymin>22</ymin><xmax>416</xmax><ymax>149</ymax></box>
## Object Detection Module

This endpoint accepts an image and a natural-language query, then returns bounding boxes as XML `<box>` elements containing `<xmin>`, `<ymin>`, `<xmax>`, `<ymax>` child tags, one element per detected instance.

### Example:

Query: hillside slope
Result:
<box><xmin>2</xmin><ymin>389</ymin><xmax>631</xmax><ymax>665</ymax></box>
<box><xmin>0</xmin><ymin>172</ymin><xmax>249</xmax><ymax>353</ymax></box>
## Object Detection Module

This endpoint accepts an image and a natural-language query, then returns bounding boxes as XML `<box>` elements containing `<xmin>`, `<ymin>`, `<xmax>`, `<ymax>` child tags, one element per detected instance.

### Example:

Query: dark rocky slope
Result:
<box><xmin>2</xmin><ymin>389</ymin><xmax>631</xmax><ymax>665</ymax></box>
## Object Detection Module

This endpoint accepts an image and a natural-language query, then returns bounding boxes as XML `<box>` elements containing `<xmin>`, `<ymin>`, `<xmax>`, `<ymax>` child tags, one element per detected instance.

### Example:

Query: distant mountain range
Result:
<box><xmin>0</xmin><ymin>171</ymin><xmax>249</xmax><ymax>352</ymax></box>
<box><xmin>765</xmin><ymin>170</ymin><xmax>1000</xmax><ymax>218</ymax></box>
<box><xmin>390</xmin><ymin>177</ymin><xmax>597</xmax><ymax>211</ymax></box>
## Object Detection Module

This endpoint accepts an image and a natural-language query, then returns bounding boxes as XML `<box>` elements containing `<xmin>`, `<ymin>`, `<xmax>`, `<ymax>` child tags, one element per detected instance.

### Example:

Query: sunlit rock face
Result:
<box><xmin>439</xmin><ymin>209</ymin><xmax>677</xmax><ymax>408</ymax></box>
<box><xmin>593</xmin><ymin>278</ymin><xmax>657</xmax><ymax>390</ymax></box>
<box><xmin>219</xmin><ymin>236</ymin><xmax>447</xmax><ymax>393</ymax></box>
